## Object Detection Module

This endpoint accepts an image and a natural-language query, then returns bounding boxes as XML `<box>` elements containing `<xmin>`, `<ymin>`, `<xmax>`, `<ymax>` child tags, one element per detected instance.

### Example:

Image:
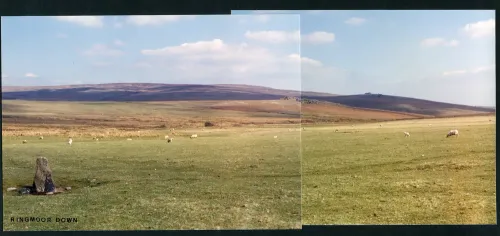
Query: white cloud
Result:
<box><xmin>25</xmin><ymin>73</ymin><xmax>38</xmax><ymax>78</ymax></box>
<box><xmin>53</xmin><ymin>16</ymin><xmax>104</xmax><ymax>28</ymax></box>
<box><xmin>302</xmin><ymin>31</ymin><xmax>335</xmax><ymax>44</ymax></box>
<box><xmin>421</xmin><ymin>37</ymin><xmax>460</xmax><ymax>47</ymax></box>
<box><xmin>345</xmin><ymin>17</ymin><xmax>366</xmax><ymax>25</ymax></box>
<box><xmin>442</xmin><ymin>70</ymin><xmax>467</xmax><ymax>76</ymax></box>
<box><xmin>288</xmin><ymin>54</ymin><xmax>323</xmax><ymax>67</ymax></box>
<box><xmin>83</xmin><ymin>44</ymin><xmax>124</xmax><ymax>56</ymax></box>
<box><xmin>126</xmin><ymin>15</ymin><xmax>195</xmax><ymax>26</ymax></box>
<box><xmin>114</xmin><ymin>40</ymin><xmax>125</xmax><ymax>46</ymax></box>
<box><xmin>244</xmin><ymin>30</ymin><xmax>300</xmax><ymax>44</ymax></box>
<box><xmin>443</xmin><ymin>64</ymin><xmax>495</xmax><ymax>76</ymax></box>
<box><xmin>470</xmin><ymin>65</ymin><xmax>495</xmax><ymax>73</ymax></box>
<box><xmin>139</xmin><ymin>39</ymin><xmax>300</xmax><ymax>87</ymax></box>
<box><xmin>462</xmin><ymin>19</ymin><xmax>495</xmax><ymax>38</ymax></box>
<box><xmin>56</xmin><ymin>33</ymin><xmax>68</xmax><ymax>38</ymax></box>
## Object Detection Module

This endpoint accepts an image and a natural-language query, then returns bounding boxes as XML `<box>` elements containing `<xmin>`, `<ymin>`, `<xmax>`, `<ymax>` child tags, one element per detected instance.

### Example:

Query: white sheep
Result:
<box><xmin>167</xmin><ymin>138</ymin><xmax>173</xmax><ymax>143</ymax></box>
<box><xmin>404</xmin><ymin>132</ymin><xmax>410</xmax><ymax>137</ymax></box>
<box><xmin>22</xmin><ymin>140</ymin><xmax>27</xmax><ymax>144</ymax></box>
<box><xmin>127</xmin><ymin>138</ymin><xmax>132</xmax><ymax>141</ymax></box>
<box><xmin>39</xmin><ymin>136</ymin><xmax>44</xmax><ymax>140</ymax></box>
<box><xmin>274</xmin><ymin>136</ymin><xmax>278</xmax><ymax>139</ymax></box>
<box><xmin>446</xmin><ymin>129</ymin><xmax>459</xmax><ymax>138</ymax></box>
<box><xmin>68</xmin><ymin>138</ymin><xmax>73</xmax><ymax>145</ymax></box>
<box><xmin>190</xmin><ymin>134</ymin><xmax>198</xmax><ymax>139</ymax></box>
<box><xmin>164</xmin><ymin>135</ymin><xmax>169</xmax><ymax>140</ymax></box>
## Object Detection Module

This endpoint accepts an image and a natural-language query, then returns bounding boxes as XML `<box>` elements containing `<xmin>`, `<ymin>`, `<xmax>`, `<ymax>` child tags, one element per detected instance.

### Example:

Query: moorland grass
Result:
<box><xmin>3</xmin><ymin>129</ymin><xmax>301</xmax><ymax>230</ymax></box>
<box><xmin>302</xmin><ymin>116</ymin><xmax>496</xmax><ymax>224</ymax></box>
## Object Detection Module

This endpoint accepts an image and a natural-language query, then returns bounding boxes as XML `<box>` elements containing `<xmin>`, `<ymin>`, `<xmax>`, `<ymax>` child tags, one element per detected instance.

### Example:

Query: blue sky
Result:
<box><xmin>234</xmin><ymin>10</ymin><xmax>495</xmax><ymax>106</ymax></box>
<box><xmin>1</xmin><ymin>15</ymin><xmax>301</xmax><ymax>90</ymax></box>
<box><xmin>2</xmin><ymin>11</ymin><xmax>496</xmax><ymax>106</ymax></box>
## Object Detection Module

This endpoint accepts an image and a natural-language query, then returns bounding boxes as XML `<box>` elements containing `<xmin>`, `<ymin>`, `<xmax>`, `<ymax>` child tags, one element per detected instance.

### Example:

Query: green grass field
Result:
<box><xmin>302</xmin><ymin>116</ymin><xmax>496</xmax><ymax>224</ymax></box>
<box><xmin>3</xmin><ymin>128</ymin><xmax>301</xmax><ymax>230</ymax></box>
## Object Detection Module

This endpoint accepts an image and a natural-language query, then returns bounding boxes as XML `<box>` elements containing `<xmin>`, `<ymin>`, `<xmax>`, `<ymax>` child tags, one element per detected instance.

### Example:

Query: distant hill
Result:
<box><xmin>1</xmin><ymin>83</ymin><xmax>336</xmax><ymax>101</ymax></box>
<box><xmin>302</xmin><ymin>94</ymin><xmax>495</xmax><ymax>117</ymax></box>
<box><xmin>1</xmin><ymin>83</ymin><xmax>494</xmax><ymax>118</ymax></box>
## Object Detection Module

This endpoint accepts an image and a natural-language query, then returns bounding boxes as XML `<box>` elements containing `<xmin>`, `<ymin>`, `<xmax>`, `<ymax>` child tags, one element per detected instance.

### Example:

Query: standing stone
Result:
<box><xmin>33</xmin><ymin>157</ymin><xmax>56</xmax><ymax>193</ymax></box>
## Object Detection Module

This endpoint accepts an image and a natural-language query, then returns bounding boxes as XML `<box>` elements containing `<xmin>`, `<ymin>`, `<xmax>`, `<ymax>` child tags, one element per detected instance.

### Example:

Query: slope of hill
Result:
<box><xmin>302</xmin><ymin>94</ymin><xmax>495</xmax><ymax>117</ymax></box>
<box><xmin>2</xmin><ymin>83</ymin><xmax>494</xmax><ymax>119</ymax></box>
<box><xmin>1</xmin><ymin>83</ymin><xmax>336</xmax><ymax>101</ymax></box>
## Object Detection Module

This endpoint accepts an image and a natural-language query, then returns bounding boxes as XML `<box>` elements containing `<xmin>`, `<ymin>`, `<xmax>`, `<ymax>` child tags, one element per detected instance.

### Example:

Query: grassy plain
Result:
<box><xmin>2</xmin><ymin>100</ymin><xmax>301</xmax><ymax>230</ymax></box>
<box><xmin>302</xmin><ymin>115</ymin><xmax>496</xmax><ymax>224</ymax></box>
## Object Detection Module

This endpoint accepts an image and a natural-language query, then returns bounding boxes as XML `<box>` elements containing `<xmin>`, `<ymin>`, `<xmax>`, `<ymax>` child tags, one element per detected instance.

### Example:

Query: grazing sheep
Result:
<box><xmin>22</xmin><ymin>140</ymin><xmax>27</xmax><ymax>144</ymax></box>
<box><xmin>68</xmin><ymin>138</ymin><xmax>73</xmax><ymax>145</ymax></box>
<box><xmin>39</xmin><ymin>136</ymin><xmax>44</xmax><ymax>140</ymax></box>
<box><xmin>404</xmin><ymin>132</ymin><xmax>410</xmax><ymax>137</ymax></box>
<box><xmin>446</xmin><ymin>129</ymin><xmax>459</xmax><ymax>138</ymax></box>
<box><xmin>190</xmin><ymin>134</ymin><xmax>198</xmax><ymax>139</ymax></box>
<box><xmin>127</xmin><ymin>138</ymin><xmax>132</xmax><ymax>141</ymax></box>
<box><xmin>164</xmin><ymin>135</ymin><xmax>169</xmax><ymax>140</ymax></box>
<box><xmin>95</xmin><ymin>138</ymin><xmax>99</xmax><ymax>141</ymax></box>
<box><xmin>167</xmin><ymin>138</ymin><xmax>173</xmax><ymax>143</ymax></box>
<box><xmin>274</xmin><ymin>136</ymin><xmax>278</xmax><ymax>139</ymax></box>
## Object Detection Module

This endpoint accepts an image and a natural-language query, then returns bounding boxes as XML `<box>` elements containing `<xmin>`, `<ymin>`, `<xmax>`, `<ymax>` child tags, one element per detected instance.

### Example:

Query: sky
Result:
<box><xmin>2</xmin><ymin>11</ymin><xmax>496</xmax><ymax>106</ymax></box>
<box><xmin>1</xmin><ymin>15</ymin><xmax>301</xmax><ymax>90</ymax></box>
<box><xmin>233</xmin><ymin>10</ymin><xmax>496</xmax><ymax>107</ymax></box>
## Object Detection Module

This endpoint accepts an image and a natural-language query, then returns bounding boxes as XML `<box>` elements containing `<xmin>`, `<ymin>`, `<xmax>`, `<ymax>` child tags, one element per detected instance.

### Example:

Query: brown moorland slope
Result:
<box><xmin>1</xmin><ymin>83</ymin><xmax>336</xmax><ymax>101</ymax></box>
<box><xmin>2</xmin><ymin>83</ymin><xmax>495</xmax><ymax>129</ymax></box>
<box><xmin>303</xmin><ymin>94</ymin><xmax>495</xmax><ymax>117</ymax></box>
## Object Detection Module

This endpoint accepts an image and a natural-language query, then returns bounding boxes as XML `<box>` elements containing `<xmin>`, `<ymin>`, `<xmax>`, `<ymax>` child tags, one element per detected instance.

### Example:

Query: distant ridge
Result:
<box><xmin>1</xmin><ymin>83</ymin><xmax>494</xmax><ymax>117</ymax></box>
<box><xmin>1</xmin><ymin>83</ymin><xmax>336</xmax><ymax>101</ymax></box>
<box><xmin>301</xmin><ymin>93</ymin><xmax>495</xmax><ymax>117</ymax></box>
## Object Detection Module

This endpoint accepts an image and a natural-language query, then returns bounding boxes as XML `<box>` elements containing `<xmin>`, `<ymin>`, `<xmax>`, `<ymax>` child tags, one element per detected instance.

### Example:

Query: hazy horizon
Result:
<box><xmin>234</xmin><ymin>10</ymin><xmax>496</xmax><ymax>107</ymax></box>
<box><xmin>1</xmin><ymin>81</ymin><xmax>496</xmax><ymax>108</ymax></box>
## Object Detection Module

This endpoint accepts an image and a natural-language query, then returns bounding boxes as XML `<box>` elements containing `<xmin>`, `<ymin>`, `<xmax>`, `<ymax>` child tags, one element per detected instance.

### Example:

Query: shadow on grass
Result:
<box><xmin>3</xmin><ymin>178</ymin><xmax>121</xmax><ymax>195</ymax></box>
